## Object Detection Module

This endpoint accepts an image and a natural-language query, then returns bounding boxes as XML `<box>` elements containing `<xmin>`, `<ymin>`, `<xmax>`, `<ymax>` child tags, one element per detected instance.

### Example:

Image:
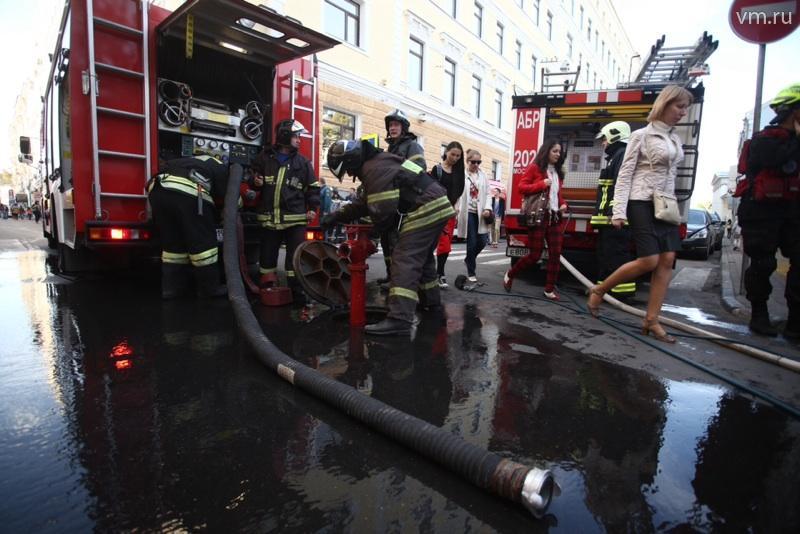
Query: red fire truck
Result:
<box><xmin>505</xmin><ymin>34</ymin><xmax>717</xmax><ymax>275</ymax></box>
<box><xmin>37</xmin><ymin>0</ymin><xmax>337</xmax><ymax>270</ymax></box>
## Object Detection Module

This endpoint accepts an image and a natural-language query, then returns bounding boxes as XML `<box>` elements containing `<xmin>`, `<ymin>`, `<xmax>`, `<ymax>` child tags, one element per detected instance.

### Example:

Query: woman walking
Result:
<box><xmin>502</xmin><ymin>139</ymin><xmax>568</xmax><ymax>300</ymax></box>
<box><xmin>455</xmin><ymin>150</ymin><xmax>493</xmax><ymax>282</ymax></box>
<box><xmin>431</xmin><ymin>141</ymin><xmax>465</xmax><ymax>288</ymax></box>
<box><xmin>587</xmin><ymin>85</ymin><xmax>693</xmax><ymax>343</ymax></box>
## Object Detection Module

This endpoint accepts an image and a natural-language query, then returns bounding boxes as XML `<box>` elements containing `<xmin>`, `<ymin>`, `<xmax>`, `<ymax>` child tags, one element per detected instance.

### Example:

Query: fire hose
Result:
<box><xmin>222</xmin><ymin>164</ymin><xmax>559</xmax><ymax>519</ymax></box>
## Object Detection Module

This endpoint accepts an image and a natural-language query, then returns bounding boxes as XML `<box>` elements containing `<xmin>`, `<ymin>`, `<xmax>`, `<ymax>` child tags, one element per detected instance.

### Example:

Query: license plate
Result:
<box><xmin>216</xmin><ymin>228</ymin><xmax>224</xmax><ymax>242</ymax></box>
<box><xmin>507</xmin><ymin>246</ymin><xmax>529</xmax><ymax>257</ymax></box>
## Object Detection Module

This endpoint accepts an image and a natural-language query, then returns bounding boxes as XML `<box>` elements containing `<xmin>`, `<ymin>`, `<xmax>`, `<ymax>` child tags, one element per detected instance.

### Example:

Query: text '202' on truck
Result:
<box><xmin>38</xmin><ymin>0</ymin><xmax>338</xmax><ymax>271</ymax></box>
<box><xmin>505</xmin><ymin>33</ymin><xmax>718</xmax><ymax>276</ymax></box>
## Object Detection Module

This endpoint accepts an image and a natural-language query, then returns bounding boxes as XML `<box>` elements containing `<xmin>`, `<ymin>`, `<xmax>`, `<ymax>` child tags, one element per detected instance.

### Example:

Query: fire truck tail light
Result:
<box><xmin>88</xmin><ymin>227</ymin><xmax>152</xmax><ymax>241</ymax></box>
<box><xmin>306</xmin><ymin>230</ymin><xmax>324</xmax><ymax>241</ymax></box>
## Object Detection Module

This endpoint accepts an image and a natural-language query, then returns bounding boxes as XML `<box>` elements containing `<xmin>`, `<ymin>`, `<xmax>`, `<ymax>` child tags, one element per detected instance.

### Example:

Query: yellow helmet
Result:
<box><xmin>770</xmin><ymin>83</ymin><xmax>800</xmax><ymax>111</ymax></box>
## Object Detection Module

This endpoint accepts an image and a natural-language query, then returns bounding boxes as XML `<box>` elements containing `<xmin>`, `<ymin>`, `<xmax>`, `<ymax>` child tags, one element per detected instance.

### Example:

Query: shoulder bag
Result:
<box><xmin>653</xmin><ymin>190</ymin><xmax>680</xmax><ymax>225</ymax></box>
<box><xmin>517</xmin><ymin>190</ymin><xmax>549</xmax><ymax>227</ymax></box>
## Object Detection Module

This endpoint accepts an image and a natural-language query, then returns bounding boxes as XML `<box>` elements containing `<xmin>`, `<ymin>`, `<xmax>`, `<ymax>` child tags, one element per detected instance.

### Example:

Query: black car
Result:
<box><xmin>681</xmin><ymin>209</ymin><xmax>714</xmax><ymax>260</ymax></box>
<box><xmin>708</xmin><ymin>211</ymin><xmax>724</xmax><ymax>250</ymax></box>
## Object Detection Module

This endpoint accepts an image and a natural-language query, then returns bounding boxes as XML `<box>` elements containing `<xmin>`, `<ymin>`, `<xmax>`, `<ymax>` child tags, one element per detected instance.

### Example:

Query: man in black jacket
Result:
<box><xmin>735</xmin><ymin>83</ymin><xmax>800</xmax><ymax>338</ymax></box>
<box><xmin>251</xmin><ymin>119</ymin><xmax>320</xmax><ymax>303</ymax></box>
<box><xmin>591</xmin><ymin>121</ymin><xmax>636</xmax><ymax>298</ymax></box>
<box><xmin>377</xmin><ymin>109</ymin><xmax>427</xmax><ymax>287</ymax></box>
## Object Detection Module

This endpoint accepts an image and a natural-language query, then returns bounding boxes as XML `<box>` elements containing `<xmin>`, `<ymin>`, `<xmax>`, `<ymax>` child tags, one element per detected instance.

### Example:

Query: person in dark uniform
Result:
<box><xmin>591</xmin><ymin>121</ymin><xmax>637</xmax><ymax>299</ymax></box>
<box><xmin>322</xmin><ymin>139</ymin><xmax>454</xmax><ymax>336</ymax></box>
<box><xmin>148</xmin><ymin>153</ymin><xmax>229</xmax><ymax>299</ymax></box>
<box><xmin>249</xmin><ymin>119</ymin><xmax>320</xmax><ymax>303</ymax></box>
<box><xmin>379</xmin><ymin>109</ymin><xmax>427</xmax><ymax>287</ymax></box>
<box><xmin>735</xmin><ymin>83</ymin><xmax>800</xmax><ymax>338</ymax></box>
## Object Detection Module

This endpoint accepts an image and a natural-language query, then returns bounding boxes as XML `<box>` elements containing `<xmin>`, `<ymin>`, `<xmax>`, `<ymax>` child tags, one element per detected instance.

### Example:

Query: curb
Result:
<box><xmin>720</xmin><ymin>243</ymin><xmax>748</xmax><ymax>317</ymax></box>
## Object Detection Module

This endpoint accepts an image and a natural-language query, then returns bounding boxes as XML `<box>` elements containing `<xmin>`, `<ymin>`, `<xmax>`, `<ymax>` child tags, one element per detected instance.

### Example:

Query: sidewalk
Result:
<box><xmin>720</xmin><ymin>237</ymin><xmax>789</xmax><ymax>321</ymax></box>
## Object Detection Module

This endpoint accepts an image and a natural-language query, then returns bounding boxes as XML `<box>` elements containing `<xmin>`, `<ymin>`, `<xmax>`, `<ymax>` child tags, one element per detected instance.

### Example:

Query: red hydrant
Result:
<box><xmin>338</xmin><ymin>224</ymin><xmax>377</xmax><ymax>327</ymax></box>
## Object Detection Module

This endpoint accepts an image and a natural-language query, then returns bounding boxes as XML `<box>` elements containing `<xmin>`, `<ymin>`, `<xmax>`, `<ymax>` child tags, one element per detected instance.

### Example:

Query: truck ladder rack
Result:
<box><xmin>622</xmin><ymin>32</ymin><xmax>718</xmax><ymax>89</ymax></box>
<box><xmin>290</xmin><ymin>70</ymin><xmax>318</xmax><ymax>165</ymax></box>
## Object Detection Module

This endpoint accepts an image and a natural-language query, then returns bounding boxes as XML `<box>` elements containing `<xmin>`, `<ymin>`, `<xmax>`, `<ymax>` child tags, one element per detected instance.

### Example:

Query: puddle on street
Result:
<box><xmin>2</xmin><ymin>249</ymin><xmax>799</xmax><ymax>532</ymax></box>
<box><xmin>661</xmin><ymin>303</ymin><xmax>750</xmax><ymax>334</ymax></box>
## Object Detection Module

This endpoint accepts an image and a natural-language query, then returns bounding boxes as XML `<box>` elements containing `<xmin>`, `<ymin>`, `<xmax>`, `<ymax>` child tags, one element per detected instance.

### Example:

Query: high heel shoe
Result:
<box><xmin>587</xmin><ymin>286</ymin><xmax>604</xmax><ymax>318</ymax></box>
<box><xmin>642</xmin><ymin>318</ymin><xmax>676</xmax><ymax>343</ymax></box>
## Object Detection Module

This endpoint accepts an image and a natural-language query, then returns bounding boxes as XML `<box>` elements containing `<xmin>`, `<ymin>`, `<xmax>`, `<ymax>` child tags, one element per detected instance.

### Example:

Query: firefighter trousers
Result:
<box><xmin>149</xmin><ymin>186</ymin><xmax>219</xmax><ymax>268</ymax></box>
<box><xmin>741</xmin><ymin>214</ymin><xmax>800</xmax><ymax>310</ymax></box>
<box><xmin>596</xmin><ymin>226</ymin><xmax>636</xmax><ymax>295</ymax></box>
<box><xmin>259</xmin><ymin>225</ymin><xmax>306</xmax><ymax>289</ymax></box>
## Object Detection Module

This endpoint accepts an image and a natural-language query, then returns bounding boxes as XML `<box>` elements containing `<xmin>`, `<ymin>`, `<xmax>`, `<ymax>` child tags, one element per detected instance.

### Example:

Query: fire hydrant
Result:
<box><xmin>338</xmin><ymin>224</ymin><xmax>377</xmax><ymax>327</ymax></box>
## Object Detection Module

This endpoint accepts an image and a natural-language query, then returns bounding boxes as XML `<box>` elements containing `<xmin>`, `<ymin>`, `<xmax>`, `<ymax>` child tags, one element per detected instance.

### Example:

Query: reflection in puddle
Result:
<box><xmin>662</xmin><ymin>304</ymin><xmax>750</xmax><ymax>334</ymax></box>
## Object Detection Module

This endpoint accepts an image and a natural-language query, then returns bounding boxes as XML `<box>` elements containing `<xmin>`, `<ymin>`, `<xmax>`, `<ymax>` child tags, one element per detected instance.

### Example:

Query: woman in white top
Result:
<box><xmin>455</xmin><ymin>150</ymin><xmax>493</xmax><ymax>281</ymax></box>
<box><xmin>587</xmin><ymin>85</ymin><xmax>693</xmax><ymax>343</ymax></box>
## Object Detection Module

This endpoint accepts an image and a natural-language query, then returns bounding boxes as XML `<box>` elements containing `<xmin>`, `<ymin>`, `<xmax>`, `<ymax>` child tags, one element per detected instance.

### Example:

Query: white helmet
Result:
<box><xmin>595</xmin><ymin>121</ymin><xmax>631</xmax><ymax>144</ymax></box>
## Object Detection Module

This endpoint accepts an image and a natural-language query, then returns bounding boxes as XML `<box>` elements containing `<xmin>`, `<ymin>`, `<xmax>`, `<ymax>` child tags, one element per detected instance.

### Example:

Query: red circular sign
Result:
<box><xmin>729</xmin><ymin>0</ymin><xmax>799</xmax><ymax>43</ymax></box>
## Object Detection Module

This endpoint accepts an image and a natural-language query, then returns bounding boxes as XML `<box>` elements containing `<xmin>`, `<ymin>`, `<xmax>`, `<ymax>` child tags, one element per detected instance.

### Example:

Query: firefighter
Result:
<box><xmin>591</xmin><ymin>121</ymin><xmax>637</xmax><ymax>299</ymax></box>
<box><xmin>378</xmin><ymin>109</ymin><xmax>428</xmax><ymax>287</ymax></box>
<box><xmin>736</xmin><ymin>83</ymin><xmax>800</xmax><ymax>338</ymax></box>
<box><xmin>322</xmin><ymin>139</ymin><xmax>454</xmax><ymax>336</ymax></box>
<box><xmin>251</xmin><ymin>119</ymin><xmax>320</xmax><ymax>304</ymax></box>
<box><xmin>148</xmin><ymin>154</ymin><xmax>229</xmax><ymax>299</ymax></box>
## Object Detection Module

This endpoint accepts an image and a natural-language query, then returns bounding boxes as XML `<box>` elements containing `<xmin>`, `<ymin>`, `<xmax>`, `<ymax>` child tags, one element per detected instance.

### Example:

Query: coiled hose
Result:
<box><xmin>221</xmin><ymin>164</ymin><xmax>559</xmax><ymax>518</ymax></box>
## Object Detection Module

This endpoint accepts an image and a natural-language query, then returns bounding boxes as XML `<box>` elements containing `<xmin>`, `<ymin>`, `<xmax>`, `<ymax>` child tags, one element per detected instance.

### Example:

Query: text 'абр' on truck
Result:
<box><xmin>38</xmin><ymin>0</ymin><xmax>338</xmax><ymax>271</ymax></box>
<box><xmin>504</xmin><ymin>33</ymin><xmax>717</xmax><ymax>279</ymax></box>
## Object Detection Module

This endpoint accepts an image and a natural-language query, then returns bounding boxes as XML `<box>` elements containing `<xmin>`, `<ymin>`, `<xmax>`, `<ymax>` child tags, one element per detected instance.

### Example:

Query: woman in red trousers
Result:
<box><xmin>502</xmin><ymin>138</ymin><xmax>568</xmax><ymax>300</ymax></box>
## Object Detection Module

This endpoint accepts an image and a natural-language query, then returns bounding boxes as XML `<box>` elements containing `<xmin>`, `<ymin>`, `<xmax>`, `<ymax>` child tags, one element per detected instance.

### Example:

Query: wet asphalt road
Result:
<box><xmin>1</xmin><ymin>220</ymin><xmax>800</xmax><ymax>532</ymax></box>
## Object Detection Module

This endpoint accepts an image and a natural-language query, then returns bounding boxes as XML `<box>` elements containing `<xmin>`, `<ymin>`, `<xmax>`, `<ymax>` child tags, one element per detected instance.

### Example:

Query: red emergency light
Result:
<box><xmin>305</xmin><ymin>230</ymin><xmax>324</xmax><ymax>241</ymax></box>
<box><xmin>110</xmin><ymin>341</ymin><xmax>134</xmax><ymax>358</ymax></box>
<box><xmin>114</xmin><ymin>359</ymin><xmax>133</xmax><ymax>370</ymax></box>
<box><xmin>88</xmin><ymin>227</ymin><xmax>152</xmax><ymax>242</ymax></box>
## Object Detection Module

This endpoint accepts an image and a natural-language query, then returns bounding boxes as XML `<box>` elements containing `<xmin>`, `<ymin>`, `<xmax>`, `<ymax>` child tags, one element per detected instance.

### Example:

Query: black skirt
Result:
<box><xmin>626</xmin><ymin>200</ymin><xmax>681</xmax><ymax>257</ymax></box>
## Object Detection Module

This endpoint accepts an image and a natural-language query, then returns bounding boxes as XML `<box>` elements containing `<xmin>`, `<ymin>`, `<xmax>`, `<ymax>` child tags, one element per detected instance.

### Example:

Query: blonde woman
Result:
<box><xmin>587</xmin><ymin>85</ymin><xmax>693</xmax><ymax>343</ymax></box>
<box><xmin>455</xmin><ymin>149</ymin><xmax>493</xmax><ymax>282</ymax></box>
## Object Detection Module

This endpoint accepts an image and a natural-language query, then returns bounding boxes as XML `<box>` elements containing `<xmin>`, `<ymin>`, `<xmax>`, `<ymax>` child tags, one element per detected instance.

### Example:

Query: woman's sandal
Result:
<box><xmin>642</xmin><ymin>317</ymin><xmax>676</xmax><ymax>344</ymax></box>
<box><xmin>587</xmin><ymin>286</ymin><xmax>604</xmax><ymax>318</ymax></box>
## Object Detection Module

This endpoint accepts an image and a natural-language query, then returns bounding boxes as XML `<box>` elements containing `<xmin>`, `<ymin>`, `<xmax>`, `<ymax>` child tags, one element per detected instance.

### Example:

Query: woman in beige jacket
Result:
<box><xmin>587</xmin><ymin>85</ymin><xmax>693</xmax><ymax>342</ymax></box>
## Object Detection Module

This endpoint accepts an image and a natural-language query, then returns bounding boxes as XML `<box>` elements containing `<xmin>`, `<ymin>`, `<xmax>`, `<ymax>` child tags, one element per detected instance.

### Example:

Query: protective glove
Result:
<box><xmin>320</xmin><ymin>212</ymin><xmax>339</xmax><ymax>231</ymax></box>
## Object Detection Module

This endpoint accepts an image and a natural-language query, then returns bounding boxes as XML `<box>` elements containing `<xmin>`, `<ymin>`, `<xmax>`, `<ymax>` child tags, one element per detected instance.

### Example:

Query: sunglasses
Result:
<box><xmin>469</xmin><ymin>160</ymin><xmax>482</xmax><ymax>164</ymax></box>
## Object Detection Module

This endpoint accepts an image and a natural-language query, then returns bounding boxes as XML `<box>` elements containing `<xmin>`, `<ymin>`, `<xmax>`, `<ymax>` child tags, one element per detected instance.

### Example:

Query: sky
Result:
<box><xmin>1</xmin><ymin>0</ymin><xmax>799</xmax><ymax>204</ymax></box>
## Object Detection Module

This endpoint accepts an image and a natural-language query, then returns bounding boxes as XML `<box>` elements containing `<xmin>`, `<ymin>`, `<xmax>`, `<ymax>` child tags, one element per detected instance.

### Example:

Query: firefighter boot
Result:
<box><xmin>195</xmin><ymin>264</ymin><xmax>228</xmax><ymax>298</ymax></box>
<box><xmin>365</xmin><ymin>317</ymin><xmax>414</xmax><ymax>336</ymax></box>
<box><xmin>161</xmin><ymin>263</ymin><xmax>192</xmax><ymax>300</ymax></box>
<box><xmin>784</xmin><ymin>308</ymin><xmax>800</xmax><ymax>341</ymax></box>
<box><xmin>749</xmin><ymin>301</ymin><xmax>777</xmax><ymax>337</ymax></box>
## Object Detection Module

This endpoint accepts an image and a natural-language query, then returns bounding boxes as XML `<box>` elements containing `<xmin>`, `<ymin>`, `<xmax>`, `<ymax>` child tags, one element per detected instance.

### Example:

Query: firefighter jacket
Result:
<box><xmin>591</xmin><ymin>141</ymin><xmax>628</xmax><ymax>226</ymax></box>
<box><xmin>334</xmin><ymin>152</ymin><xmax>454</xmax><ymax>236</ymax></box>
<box><xmin>736</xmin><ymin>126</ymin><xmax>800</xmax><ymax>219</ymax></box>
<box><xmin>148</xmin><ymin>155</ymin><xmax>228</xmax><ymax>205</ymax></box>
<box><xmin>387</xmin><ymin>133</ymin><xmax>427</xmax><ymax>170</ymax></box>
<box><xmin>253</xmin><ymin>147</ymin><xmax>320</xmax><ymax>229</ymax></box>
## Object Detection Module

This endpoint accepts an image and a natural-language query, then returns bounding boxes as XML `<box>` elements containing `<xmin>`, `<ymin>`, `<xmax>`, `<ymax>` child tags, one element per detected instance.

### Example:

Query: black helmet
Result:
<box><xmin>384</xmin><ymin>109</ymin><xmax>410</xmax><ymax>134</ymax></box>
<box><xmin>275</xmin><ymin>119</ymin><xmax>306</xmax><ymax>146</ymax></box>
<box><xmin>327</xmin><ymin>140</ymin><xmax>362</xmax><ymax>182</ymax></box>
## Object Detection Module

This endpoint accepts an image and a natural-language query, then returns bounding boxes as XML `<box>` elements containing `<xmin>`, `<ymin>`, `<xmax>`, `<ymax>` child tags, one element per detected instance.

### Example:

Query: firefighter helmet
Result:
<box><xmin>770</xmin><ymin>83</ymin><xmax>800</xmax><ymax>112</ymax></box>
<box><xmin>327</xmin><ymin>140</ymin><xmax>362</xmax><ymax>181</ymax></box>
<box><xmin>595</xmin><ymin>121</ymin><xmax>631</xmax><ymax>144</ymax></box>
<box><xmin>384</xmin><ymin>109</ymin><xmax>410</xmax><ymax>134</ymax></box>
<box><xmin>275</xmin><ymin>119</ymin><xmax>306</xmax><ymax>146</ymax></box>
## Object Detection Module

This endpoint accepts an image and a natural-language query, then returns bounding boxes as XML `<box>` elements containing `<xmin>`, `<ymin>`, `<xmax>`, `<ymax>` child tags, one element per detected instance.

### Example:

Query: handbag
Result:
<box><xmin>516</xmin><ymin>190</ymin><xmax>549</xmax><ymax>227</ymax></box>
<box><xmin>653</xmin><ymin>190</ymin><xmax>680</xmax><ymax>225</ymax></box>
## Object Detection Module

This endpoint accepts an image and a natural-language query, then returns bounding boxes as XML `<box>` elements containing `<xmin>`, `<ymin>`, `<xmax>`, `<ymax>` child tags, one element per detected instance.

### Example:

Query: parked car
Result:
<box><xmin>681</xmin><ymin>209</ymin><xmax>714</xmax><ymax>260</ymax></box>
<box><xmin>708</xmin><ymin>211</ymin><xmax>723</xmax><ymax>250</ymax></box>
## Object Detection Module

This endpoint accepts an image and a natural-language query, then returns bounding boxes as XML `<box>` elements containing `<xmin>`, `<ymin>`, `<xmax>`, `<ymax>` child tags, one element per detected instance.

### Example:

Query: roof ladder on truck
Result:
<box><xmin>625</xmin><ymin>32</ymin><xmax>718</xmax><ymax>89</ymax></box>
<box><xmin>290</xmin><ymin>70</ymin><xmax>318</xmax><ymax>166</ymax></box>
<box><xmin>85</xmin><ymin>0</ymin><xmax>151</xmax><ymax>220</ymax></box>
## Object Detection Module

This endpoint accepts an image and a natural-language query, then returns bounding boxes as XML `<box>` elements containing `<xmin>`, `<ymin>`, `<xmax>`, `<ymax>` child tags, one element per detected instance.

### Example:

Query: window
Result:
<box><xmin>587</xmin><ymin>18</ymin><xmax>591</xmax><ymax>41</ymax></box>
<box><xmin>593</xmin><ymin>72</ymin><xmax>597</xmax><ymax>89</ymax></box>
<box><xmin>474</xmin><ymin>2</ymin><xmax>483</xmax><ymax>37</ymax></box>
<box><xmin>450</xmin><ymin>0</ymin><xmax>457</xmax><ymax>18</ymax></box>
<box><xmin>533</xmin><ymin>0</ymin><xmax>540</xmax><ymax>25</ymax></box>
<box><xmin>324</xmin><ymin>0</ymin><xmax>360</xmax><ymax>47</ymax></box>
<box><xmin>531</xmin><ymin>54</ymin><xmax>538</xmax><ymax>86</ymax></box>
<box><xmin>585</xmin><ymin>62</ymin><xmax>590</xmax><ymax>83</ymax></box>
<box><xmin>408</xmin><ymin>37</ymin><xmax>423</xmax><ymax>91</ymax></box>
<box><xmin>472</xmin><ymin>75</ymin><xmax>482</xmax><ymax>118</ymax></box>
<box><xmin>496</xmin><ymin>22</ymin><xmax>504</xmax><ymax>54</ymax></box>
<box><xmin>601</xmin><ymin>40</ymin><xmax>605</xmax><ymax>59</ymax></box>
<box><xmin>546</xmin><ymin>11</ymin><xmax>553</xmax><ymax>40</ymax></box>
<box><xmin>580</xmin><ymin>5</ymin><xmax>584</xmax><ymax>28</ymax></box>
<box><xmin>566</xmin><ymin>34</ymin><xmax>573</xmax><ymax>58</ymax></box>
<box><xmin>444</xmin><ymin>57</ymin><xmax>456</xmax><ymax>106</ymax></box>
<box><xmin>494</xmin><ymin>90</ymin><xmax>503</xmax><ymax>127</ymax></box>
<box><xmin>492</xmin><ymin>160</ymin><xmax>500</xmax><ymax>180</ymax></box>
<box><xmin>595</xmin><ymin>30</ymin><xmax>599</xmax><ymax>50</ymax></box>
<box><xmin>322</xmin><ymin>108</ymin><xmax>356</xmax><ymax>159</ymax></box>
<box><xmin>515</xmin><ymin>40</ymin><xmax>522</xmax><ymax>69</ymax></box>
<box><xmin>571</xmin><ymin>0</ymin><xmax>575</xmax><ymax>15</ymax></box>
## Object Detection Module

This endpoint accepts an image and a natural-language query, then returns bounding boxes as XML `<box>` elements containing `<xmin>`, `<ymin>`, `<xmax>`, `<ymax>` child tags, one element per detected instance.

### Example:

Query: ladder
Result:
<box><xmin>540</xmin><ymin>64</ymin><xmax>582</xmax><ymax>93</ymax></box>
<box><xmin>290</xmin><ymin>70</ymin><xmax>317</xmax><ymax>166</ymax></box>
<box><xmin>85</xmin><ymin>0</ymin><xmax>151</xmax><ymax>220</ymax></box>
<box><xmin>627</xmin><ymin>32</ymin><xmax>718</xmax><ymax>89</ymax></box>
